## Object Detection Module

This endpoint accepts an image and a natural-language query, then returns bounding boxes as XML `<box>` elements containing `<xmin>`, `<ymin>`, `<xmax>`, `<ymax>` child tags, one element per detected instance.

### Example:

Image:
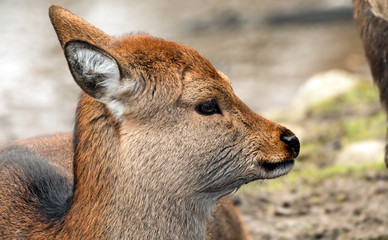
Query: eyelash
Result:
<box><xmin>195</xmin><ymin>100</ymin><xmax>221</xmax><ymax>116</ymax></box>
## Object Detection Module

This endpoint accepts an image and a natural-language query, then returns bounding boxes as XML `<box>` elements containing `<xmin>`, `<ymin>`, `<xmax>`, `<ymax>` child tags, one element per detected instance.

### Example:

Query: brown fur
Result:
<box><xmin>353</xmin><ymin>0</ymin><xmax>388</xmax><ymax>166</ymax></box>
<box><xmin>0</xmin><ymin>5</ymin><xmax>299</xmax><ymax>239</ymax></box>
<box><xmin>1</xmin><ymin>133</ymin><xmax>248</xmax><ymax>239</ymax></box>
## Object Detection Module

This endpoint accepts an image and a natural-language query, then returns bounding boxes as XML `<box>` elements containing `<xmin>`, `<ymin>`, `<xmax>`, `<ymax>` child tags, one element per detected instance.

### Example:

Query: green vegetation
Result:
<box><xmin>243</xmin><ymin>79</ymin><xmax>387</xmax><ymax>192</ymax></box>
<box><xmin>342</xmin><ymin>112</ymin><xmax>385</xmax><ymax>142</ymax></box>
<box><xmin>307</xmin><ymin>81</ymin><xmax>384</xmax><ymax>142</ymax></box>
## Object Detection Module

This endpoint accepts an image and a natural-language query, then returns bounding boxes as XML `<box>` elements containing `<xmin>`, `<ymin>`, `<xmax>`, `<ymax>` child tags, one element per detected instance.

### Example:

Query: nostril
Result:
<box><xmin>280</xmin><ymin>131</ymin><xmax>300</xmax><ymax>158</ymax></box>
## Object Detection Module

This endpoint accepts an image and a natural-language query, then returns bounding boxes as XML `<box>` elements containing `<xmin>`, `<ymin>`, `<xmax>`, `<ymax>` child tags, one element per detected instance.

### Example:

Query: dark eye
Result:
<box><xmin>195</xmin><ymin>99</ymin><xmax>221</xmax><ymax>116</ymax></box>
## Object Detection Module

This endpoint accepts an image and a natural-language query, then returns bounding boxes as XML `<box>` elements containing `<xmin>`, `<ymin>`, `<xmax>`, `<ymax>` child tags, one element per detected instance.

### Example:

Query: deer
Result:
<box><xmin>0</xmin><ymin>5</ymin><xmax>300</xmax><ymax>240</ymax></box>
<box><xmin>353</xmin><ymin>0</ymin><xmax>388</xmax><ymax>167</ymax></box>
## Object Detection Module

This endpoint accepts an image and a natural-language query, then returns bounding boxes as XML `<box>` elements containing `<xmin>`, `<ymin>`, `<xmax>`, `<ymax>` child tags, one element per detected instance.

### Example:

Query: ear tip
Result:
<box><xmin>48</xmin><ymin>5</ymin><xmax>67</xmax><ymax>20</ymax></box>
<box><xmin>48</xmin><ymin>4</ymin><xmax>62</xmax><ymax>12</ymax></box>
<box><xmin>48</xmin><ymin>5</ymin><xmax>70</xmax><ymax>30</ymax></box>
<box><xmin>48</xmin><ymin>5</ymin><xmax>112</xmax><ymax>49</ymax></box>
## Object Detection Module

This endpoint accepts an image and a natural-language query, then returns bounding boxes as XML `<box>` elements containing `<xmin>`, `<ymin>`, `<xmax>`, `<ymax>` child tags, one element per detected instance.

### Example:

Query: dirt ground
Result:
<box><xmin>235</xmin><ymin>169</ymin><xmax>388</xmax><ymax>240</ymax></box>
<box><xmin>233</xmin><ymin>77</ymin><xmax>388</xmax><ymax>240</ymax></box>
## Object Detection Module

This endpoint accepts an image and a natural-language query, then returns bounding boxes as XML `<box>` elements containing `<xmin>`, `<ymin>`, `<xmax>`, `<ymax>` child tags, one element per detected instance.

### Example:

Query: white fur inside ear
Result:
<box><xmin>73</xmin><ymin>47</ymin><xmax>120</xmax><ymax>91</ymax></box>
<box><xmin>66</xmin><ymin>42</ymin><xmax>127</xmax><ymax>119</ymax></box>
<box><xmin>77</xmin><ymin>48</ymin><xmax>125</xmax><ymax>117</ymax></box>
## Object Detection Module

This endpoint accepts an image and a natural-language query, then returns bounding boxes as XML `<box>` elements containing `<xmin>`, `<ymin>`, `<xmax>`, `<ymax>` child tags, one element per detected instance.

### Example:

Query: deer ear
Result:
<box><xmin>64</xmin><ymin>41</ymin><xmax>121</xmax><ymax>102</ymax></box>
<box><xmin>51</xmin><ymin>6</ymin><xmax>128</xmax><ymax>118</ymax></box>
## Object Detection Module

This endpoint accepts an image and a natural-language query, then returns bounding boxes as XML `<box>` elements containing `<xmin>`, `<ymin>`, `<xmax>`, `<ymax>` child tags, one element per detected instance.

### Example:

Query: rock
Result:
<box><xmin>274</xmin><ymin>206</ymin><xmax>293</xmax><ymax>216</ymax></box>
<box><xmin>336</xmin><ymin>140</ymin><xmax>385</xmax><ymax>166</ymax></box>
<box><xmin>290</xmin><ymin>69</ymin><xmax>361</xmax><ymax>120</ymax></box>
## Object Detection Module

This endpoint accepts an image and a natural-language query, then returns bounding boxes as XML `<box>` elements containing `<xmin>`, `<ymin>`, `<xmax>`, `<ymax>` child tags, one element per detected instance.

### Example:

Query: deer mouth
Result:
<box><xmin>257</xmin><ymin>159</ymin><xmax>294</xmax><ymax>179</ymax></box>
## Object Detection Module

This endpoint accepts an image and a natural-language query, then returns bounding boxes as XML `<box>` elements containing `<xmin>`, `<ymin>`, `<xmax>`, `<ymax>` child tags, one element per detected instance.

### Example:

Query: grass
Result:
<box><xmin>309</xmin><ymin>81</ymin><xmax>385</xmax><ymax>142</ymax></box>
<box><xmin>341</xmin><ymin>112</ymin><xmax>386</xmax><ymax>143</ymax></box>
<box><xmin>304</xmin><ymin>80</ymin><xmax>385</xmax><ymax>150</ymax></box>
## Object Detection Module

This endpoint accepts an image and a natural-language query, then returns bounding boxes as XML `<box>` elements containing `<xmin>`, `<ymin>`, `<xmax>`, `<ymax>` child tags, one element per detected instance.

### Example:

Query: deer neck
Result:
<box><xmin>59</xmin><ymin>93</ymin><xmax>208</xmax><ymax>239</ymax></box>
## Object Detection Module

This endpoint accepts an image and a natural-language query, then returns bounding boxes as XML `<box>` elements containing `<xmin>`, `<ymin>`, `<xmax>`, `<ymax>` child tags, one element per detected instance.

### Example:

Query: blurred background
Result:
<box><xmin>1</xmin><ymin>0</ymin><xmax>387</xmax><ymax>239</ymax></box>
<box><xmin>0</xmin><ymin>0</ymin><xmax>365</xmax><ymax>141</ymax></box>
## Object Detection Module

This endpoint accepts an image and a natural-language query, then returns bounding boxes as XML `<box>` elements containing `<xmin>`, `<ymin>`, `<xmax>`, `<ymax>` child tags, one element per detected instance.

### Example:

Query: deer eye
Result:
<box><xmin>195</xmin><ymin>100</ymin><xmax>221</xmax><ymax>116</ymax></box>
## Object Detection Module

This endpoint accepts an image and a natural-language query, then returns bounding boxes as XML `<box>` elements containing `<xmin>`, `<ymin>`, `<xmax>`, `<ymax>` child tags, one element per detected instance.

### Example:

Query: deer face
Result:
<box><xmin>64</xmin><ymin>34</ymin><xmax>298</xmax><ymax>199</ymax></box>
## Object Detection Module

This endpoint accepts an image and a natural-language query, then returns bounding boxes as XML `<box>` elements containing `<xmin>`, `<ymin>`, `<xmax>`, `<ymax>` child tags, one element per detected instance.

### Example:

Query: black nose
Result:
<box><xmin>280</xmin><ymin>130</ymin><xmax>300</xmax><ymax>158</ymax></box>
